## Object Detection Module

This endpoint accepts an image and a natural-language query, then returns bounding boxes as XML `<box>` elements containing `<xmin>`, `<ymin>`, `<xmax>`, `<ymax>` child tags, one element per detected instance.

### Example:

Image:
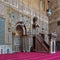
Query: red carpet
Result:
<box><xmin>0</xmin><ymin>52</ymin><xmax>60</xmax><ymax>60</ymax></box>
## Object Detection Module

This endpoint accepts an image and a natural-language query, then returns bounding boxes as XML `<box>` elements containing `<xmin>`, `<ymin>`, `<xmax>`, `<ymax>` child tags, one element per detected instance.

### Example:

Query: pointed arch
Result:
<box><xmin>16</xmin><ymin>21</ymin><xmax>27</xmax><ymax>35</ymax></box>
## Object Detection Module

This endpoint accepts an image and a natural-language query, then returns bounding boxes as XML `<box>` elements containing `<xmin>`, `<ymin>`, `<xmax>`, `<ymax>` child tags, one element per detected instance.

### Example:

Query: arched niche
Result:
<box><xmin>16</xmin><ymin>21</ymin><xmax>27</xmax><ymax>35</ymax></box>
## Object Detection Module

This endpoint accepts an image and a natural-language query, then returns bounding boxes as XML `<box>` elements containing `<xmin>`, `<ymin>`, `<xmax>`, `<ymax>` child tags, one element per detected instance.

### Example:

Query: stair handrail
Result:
<box><xmin>35</xmin><ymin>35</ymin><xmax>49</xmax><ymax>51</ymax></box>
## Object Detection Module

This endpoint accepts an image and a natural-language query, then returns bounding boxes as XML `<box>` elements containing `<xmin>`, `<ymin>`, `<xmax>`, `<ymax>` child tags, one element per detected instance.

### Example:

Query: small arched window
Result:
<box><xmin>7</xmin><ymin>49</ymin><xmax>10</xmax><ymax>53</ymax></box>
<box><xmin>1</xmin><ymin>49</ymin><xmax>3</xmax><ymax>54</ymax></box>
<box><xmin>57</xmin><ymin>21</ymin><xmax>60</xmax><ymax>26</ymax></box>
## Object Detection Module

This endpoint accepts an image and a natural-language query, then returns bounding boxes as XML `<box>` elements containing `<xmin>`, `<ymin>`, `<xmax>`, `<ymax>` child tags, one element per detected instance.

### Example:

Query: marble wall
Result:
<box><xmin>0</xmin><ymin>0</ymin><xmax>49</xmax><ymax>53</ymax></box>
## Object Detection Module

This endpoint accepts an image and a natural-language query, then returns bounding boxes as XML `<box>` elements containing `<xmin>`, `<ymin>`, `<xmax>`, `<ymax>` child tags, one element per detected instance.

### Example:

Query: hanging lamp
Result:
<box><xmin>47</xmin><ymin>8</ymin><xmax>52</xmax><ymax>15</ymax></box>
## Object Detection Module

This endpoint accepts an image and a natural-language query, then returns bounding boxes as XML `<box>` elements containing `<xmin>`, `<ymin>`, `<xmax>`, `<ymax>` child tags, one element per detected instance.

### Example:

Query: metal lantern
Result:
<box><xmin>47</xmin><ymin>8</ymin><xmax>52</xmax><ymax>16</ymax></box>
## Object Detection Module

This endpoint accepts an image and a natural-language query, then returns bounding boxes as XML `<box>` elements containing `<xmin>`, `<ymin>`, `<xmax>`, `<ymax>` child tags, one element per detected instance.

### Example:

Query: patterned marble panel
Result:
<box><xmin>0</xmin><ymin>18</ymin><xmax>5</xmax><ymax>44</ymax></box>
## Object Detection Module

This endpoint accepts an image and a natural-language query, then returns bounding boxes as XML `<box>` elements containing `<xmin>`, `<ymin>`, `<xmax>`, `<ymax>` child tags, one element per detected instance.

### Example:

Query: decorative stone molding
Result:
<box><xmin>0</xmin><ymin>0</ymin><xmax>48</xmax><ymax>23</ymax></box>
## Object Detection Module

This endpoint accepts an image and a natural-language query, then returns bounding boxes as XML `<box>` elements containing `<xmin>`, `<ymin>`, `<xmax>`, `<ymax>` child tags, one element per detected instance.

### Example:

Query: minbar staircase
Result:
<box><xmin>31</xmin><ymin>34</ymin><xmax>49</xmax><ymax>52</ymax></box>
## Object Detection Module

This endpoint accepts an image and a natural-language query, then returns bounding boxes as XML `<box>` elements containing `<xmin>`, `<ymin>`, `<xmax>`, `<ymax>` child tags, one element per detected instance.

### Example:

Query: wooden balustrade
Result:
<box><xmin>30</xmin><ymin>34</ymin><xmax>49</xmax><ymax>52</ymax></box>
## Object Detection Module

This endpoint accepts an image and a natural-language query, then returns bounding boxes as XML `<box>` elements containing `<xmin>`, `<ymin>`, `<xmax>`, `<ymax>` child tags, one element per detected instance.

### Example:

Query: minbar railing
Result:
<box><xmin>35</xmin><ymin>35</ymin><xmax>49</xmax><ymax>52</ymax></box>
